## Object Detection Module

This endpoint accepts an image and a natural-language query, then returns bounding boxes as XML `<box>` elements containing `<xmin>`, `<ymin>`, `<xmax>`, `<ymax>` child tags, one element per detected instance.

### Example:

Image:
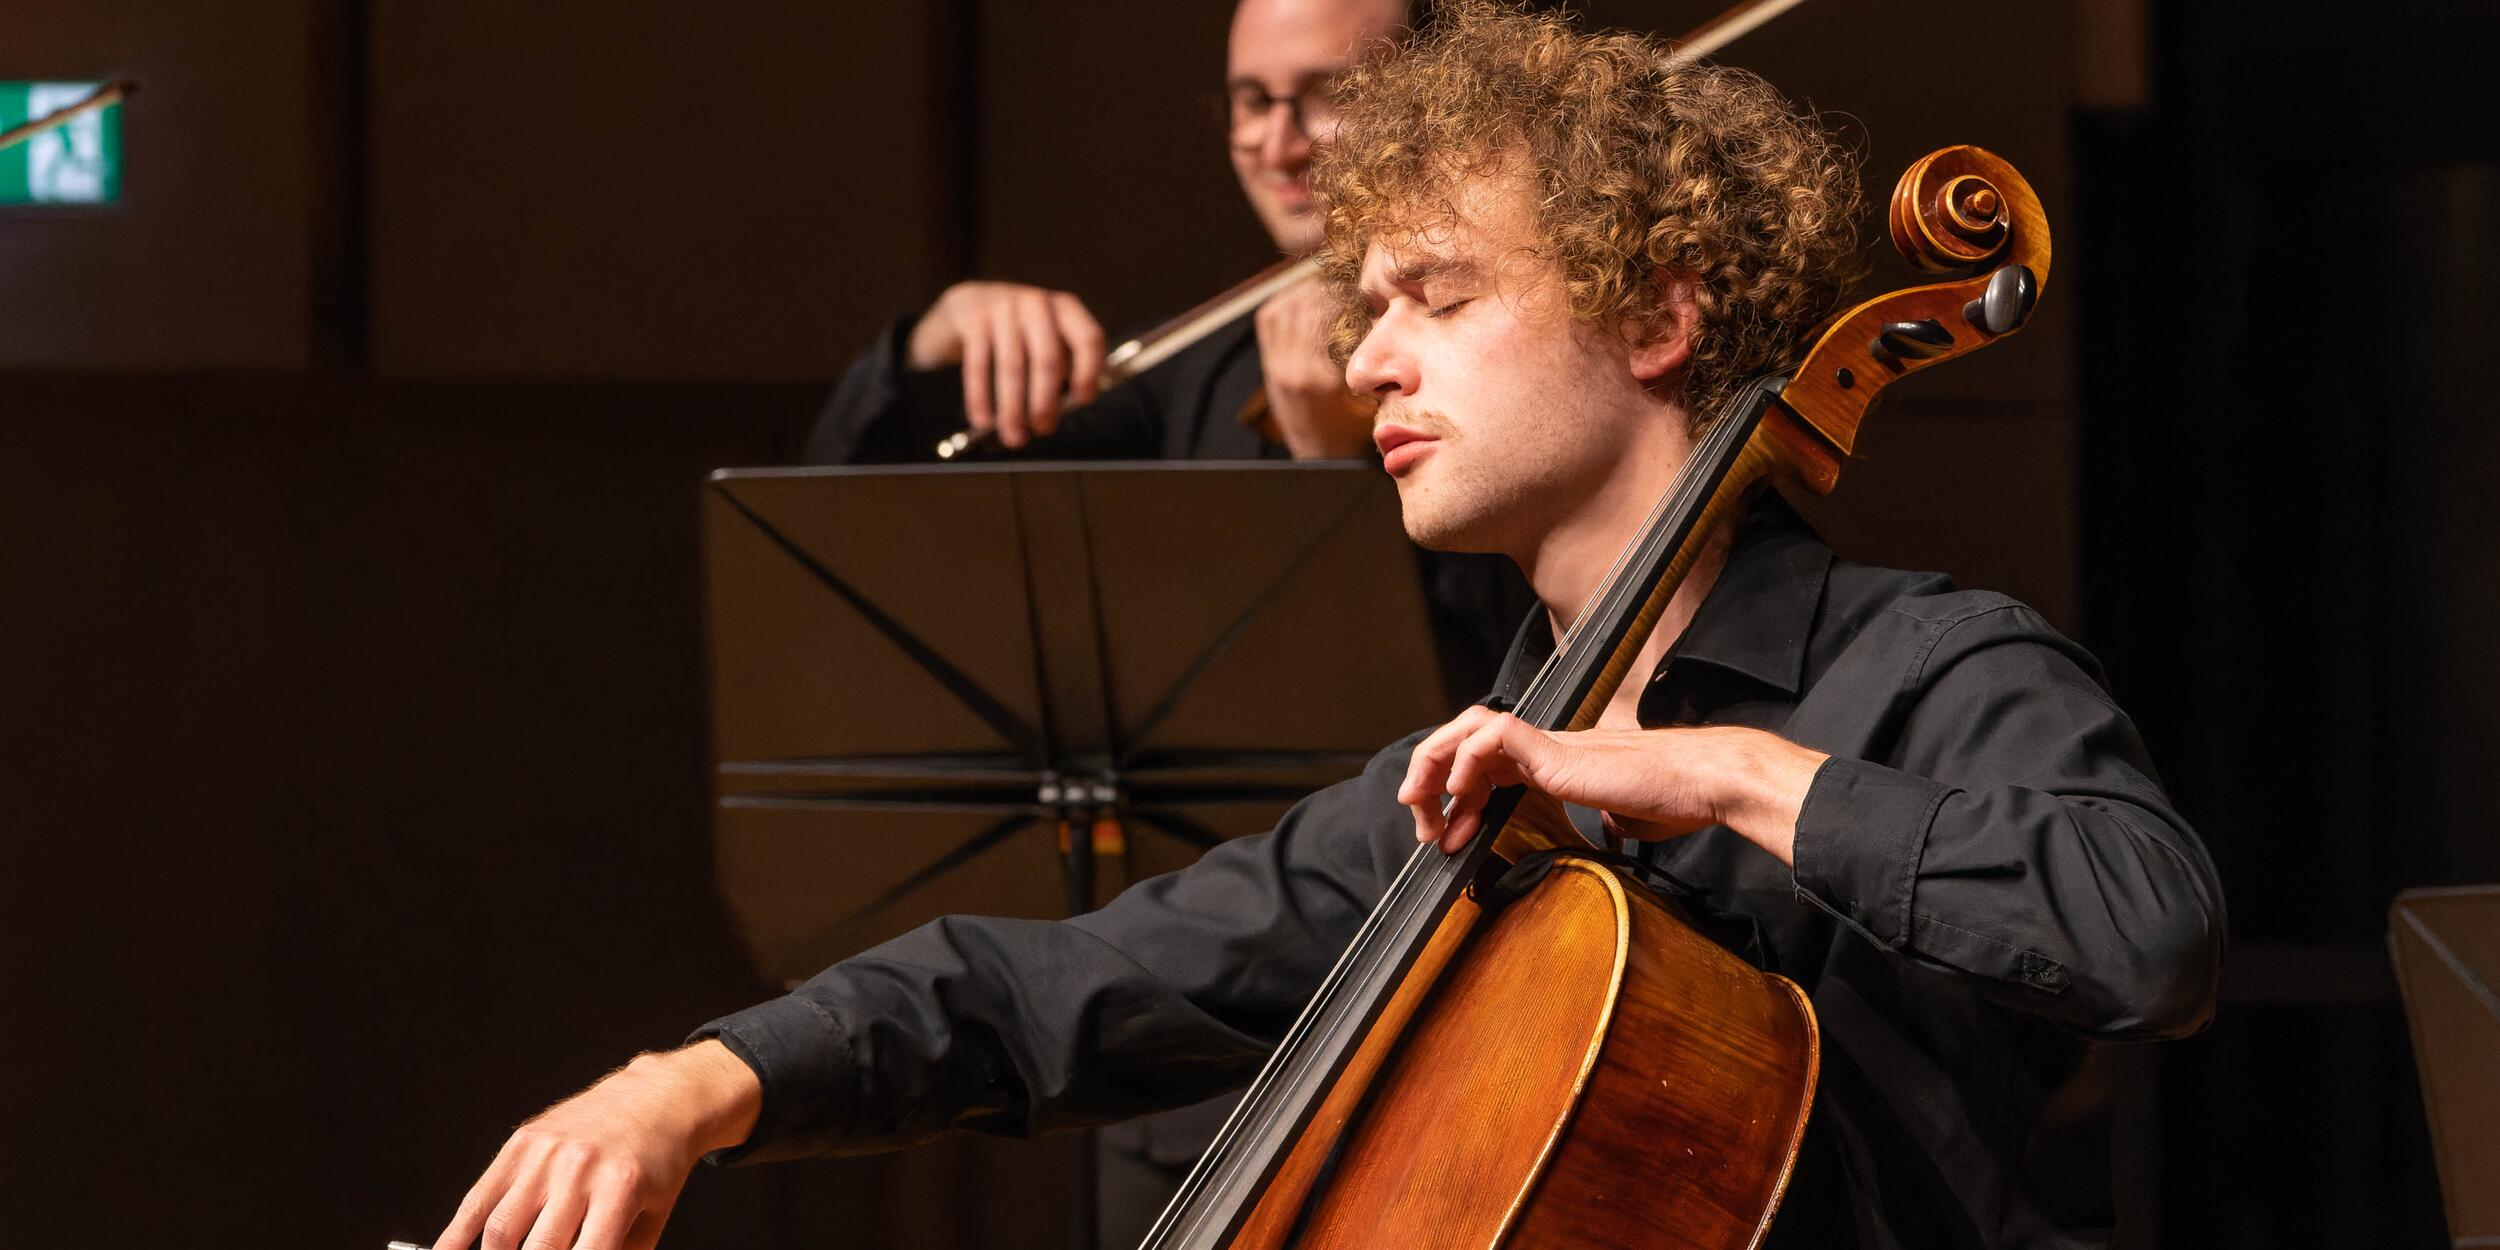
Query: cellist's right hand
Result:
<box><xmin>906</xmin><ymin>280</ymin><xmax>1109</xmax><ymax>449</ymax></box>
<box><xmin>431</xmin><ymin>1040</ymin><xmax>761</xmax><ymax>1250</ymax></box>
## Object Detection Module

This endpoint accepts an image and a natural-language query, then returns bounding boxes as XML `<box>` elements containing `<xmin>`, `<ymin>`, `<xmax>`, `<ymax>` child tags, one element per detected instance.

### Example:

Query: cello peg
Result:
<box><xmin>1960</xmin><ymin>264</ymin><xmax>2039</xmax><ymax>335</ymax></box>
<box><xmin>1871</xmin><ymin>319</ymin><xmax>1953</xmax><ymax>362</ymax></box>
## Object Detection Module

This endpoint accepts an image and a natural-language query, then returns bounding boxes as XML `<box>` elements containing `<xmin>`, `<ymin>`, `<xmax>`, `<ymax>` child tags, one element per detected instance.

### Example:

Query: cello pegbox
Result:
<box><xmin>1768</xmin><ymin>145</ymin><xmax>2055</xmax><ymax>488</ymax></box>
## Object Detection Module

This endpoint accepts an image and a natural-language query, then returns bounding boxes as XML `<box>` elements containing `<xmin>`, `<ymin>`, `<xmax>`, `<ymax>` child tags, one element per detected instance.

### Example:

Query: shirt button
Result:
<box><xmin>2017</xmin><ymin>953</ymin><xmax>2069</xmax><ymax>989</ymax></box>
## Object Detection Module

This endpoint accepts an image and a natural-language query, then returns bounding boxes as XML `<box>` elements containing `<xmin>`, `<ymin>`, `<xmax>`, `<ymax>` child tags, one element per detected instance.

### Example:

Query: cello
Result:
<box><xmin>1135</xmin><ymin>145</ymin><xmax>2052</xmax><ymax>1250</ymax></box>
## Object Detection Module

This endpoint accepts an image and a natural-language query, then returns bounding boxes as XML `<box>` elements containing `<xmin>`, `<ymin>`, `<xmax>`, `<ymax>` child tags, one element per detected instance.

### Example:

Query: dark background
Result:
<box><xmin>3</xmin><ymin>1</ymin><xmax>2492</xmax><ymax>1245</ymax></box>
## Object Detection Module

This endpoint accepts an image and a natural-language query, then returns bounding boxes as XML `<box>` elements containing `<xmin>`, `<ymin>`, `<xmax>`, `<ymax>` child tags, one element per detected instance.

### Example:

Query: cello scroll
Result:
<box><xmin>1769</xmin><ymin>145</ymin><xmax>2053</xmax><ymax>493</ymax></box>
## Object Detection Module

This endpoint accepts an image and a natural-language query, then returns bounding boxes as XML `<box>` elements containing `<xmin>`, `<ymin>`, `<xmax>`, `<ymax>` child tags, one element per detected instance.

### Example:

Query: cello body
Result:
<box><xmin>1243</xmin><ymin>855</ymin><xmax>1818</xmax><ymax>1249</ymax></box>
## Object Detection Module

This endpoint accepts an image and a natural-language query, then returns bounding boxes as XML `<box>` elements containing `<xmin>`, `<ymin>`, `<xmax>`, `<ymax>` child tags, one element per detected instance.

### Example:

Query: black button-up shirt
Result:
<box><xmin>698</xmin><ymin>496</ymin><xmax>2226</xmax><ymax>1250</ymax></box>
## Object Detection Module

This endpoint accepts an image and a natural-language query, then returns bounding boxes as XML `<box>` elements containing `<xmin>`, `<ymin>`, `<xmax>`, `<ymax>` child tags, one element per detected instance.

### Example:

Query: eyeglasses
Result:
<box><xmin>1214</xmin><ymin>76</ymin><xmax>1343</xmax><ymax>143</ymax></box>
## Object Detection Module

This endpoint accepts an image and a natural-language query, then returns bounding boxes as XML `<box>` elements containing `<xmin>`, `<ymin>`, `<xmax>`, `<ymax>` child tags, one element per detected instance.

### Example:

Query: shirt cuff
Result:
<box><xmin>847</xmin><ymin>316</ymin><xmax>918</xmax><ymax>425</ymax></box>
<box><xmin>1790</xmin><ymin>756</ymin><xmax>1948</xmax><ymax>950</ymax></box>
<box><xmin>686</xmin><ymin>994</ymin><xmax>855</xmax><ymax>1165</ymax></box>
<box><xmin>876</xmin><ymin>312</ymin><xmax>921</xmax><ymax>381</ymax></box>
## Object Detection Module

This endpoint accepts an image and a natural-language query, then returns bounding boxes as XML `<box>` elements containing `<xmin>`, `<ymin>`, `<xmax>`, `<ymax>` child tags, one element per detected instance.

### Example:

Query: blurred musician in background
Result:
<box><xmin>808</xmin><ymin>0</ymin><xmax>1402</xmax><ymax>466</ymax></box>
<box><xmin>800</xmin><ymin>1</ymin><xmax>1526</xmax><ymax>1242</ymax></box>
<box><xmin>806</xmin><ymin>0</ymin><xmax>1535</xmax><ymax>725</ymax></box>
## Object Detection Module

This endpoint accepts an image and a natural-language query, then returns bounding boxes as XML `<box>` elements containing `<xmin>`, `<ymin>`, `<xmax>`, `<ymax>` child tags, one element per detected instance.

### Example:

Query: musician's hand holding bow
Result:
<box><xmin>907</xmin><ymin>280</ymin><xmax>1109</xmax><ymax>449</ymax></box>
<box><xmin>1254</xmin><ymin>277</ymin><xmax>1379</xmax><ymax>460</ymax></box>
<box><xmin>1398</xmin><ymin>706</ymin><xmax>1829</xmax><ymax>866</ymax></box>
<box><xmin>431</xmin><ymin>1040</ymin><xmax>760</xmax><ymax>1250</ymax></box>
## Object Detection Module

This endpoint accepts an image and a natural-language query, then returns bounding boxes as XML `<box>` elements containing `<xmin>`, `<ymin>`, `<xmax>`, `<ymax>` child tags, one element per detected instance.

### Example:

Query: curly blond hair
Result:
<box><xmin>1314</xmin><ymin>0</ymin><xmax>1865</xmax><ymax>425</ymax></box>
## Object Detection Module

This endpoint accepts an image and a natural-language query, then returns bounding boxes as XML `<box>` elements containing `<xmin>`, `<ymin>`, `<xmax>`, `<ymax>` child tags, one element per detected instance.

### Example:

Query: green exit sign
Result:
<box><xmin>1</xmin><ymin>82</ymin><xmax>123</xmax><ymax>205</ymax></box>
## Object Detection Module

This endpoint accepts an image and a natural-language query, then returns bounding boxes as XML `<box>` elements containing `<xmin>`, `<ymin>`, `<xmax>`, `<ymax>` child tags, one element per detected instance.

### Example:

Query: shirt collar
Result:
<box><xmin>1487</xmin><ymin>490</ymin><xmax>1833</xmax><ymax>709</ymax></box>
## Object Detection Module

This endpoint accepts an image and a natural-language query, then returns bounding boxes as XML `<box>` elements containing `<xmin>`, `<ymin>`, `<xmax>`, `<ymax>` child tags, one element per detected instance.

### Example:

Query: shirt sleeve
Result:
<box><xmin>800</xmin><ymin>311</ymin><xmax>1170</xmax><ymax>465</ymax></box>
<box><xmin>690</xmin><ymin>734</ymin><xmax>1428</xmax><ymax>1163</ymax></box>
<box><xmin>801</xmin><ymin>315</ymin><xmax>955</xmax><ymax>464</ymax></box>
<box><xmin>1788</xmin><ymin>602</ymin><xmax>2225</xmax><ymax>1041</ymax></box>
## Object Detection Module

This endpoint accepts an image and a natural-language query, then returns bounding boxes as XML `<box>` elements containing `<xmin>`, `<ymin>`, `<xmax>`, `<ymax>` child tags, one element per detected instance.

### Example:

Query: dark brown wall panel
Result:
<box><xmin>0</xmin><ymin>0</ymin><xmax>315</xmax><ymax>369</ymax></box>
<box><xmin>368</xmin><ymin>1</ymin><xmax>947</xmax><ymax>379</ymax></box>
<box><xmin>973</xmin><ymin>1</ymin><xmax>1277</xmax><ymax>334</ymax></box>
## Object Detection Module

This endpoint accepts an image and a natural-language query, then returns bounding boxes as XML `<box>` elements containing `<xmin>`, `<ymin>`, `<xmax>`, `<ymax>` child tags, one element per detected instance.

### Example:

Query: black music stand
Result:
<box><xmin>703</xmin><ymin>462</ymin><xmax>1452</xmax><ymax>987</ymax></box>
<box><xmin>2390</xmin><ymin>886</ymin><xmax>2500</xmax><ymax>1244</ymax></box>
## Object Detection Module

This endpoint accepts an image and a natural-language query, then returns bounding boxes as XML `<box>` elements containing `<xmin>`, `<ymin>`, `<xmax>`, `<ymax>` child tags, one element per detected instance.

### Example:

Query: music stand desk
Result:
<box><xmin>2390</xmin><ymin>884</ymin><xmax>2500</xmax><ymax>1246</ymax></box>
<box><xmin>704</xmin><ymin>461</ymin><xmax>1451</xmax><ymax>986</ymax></box>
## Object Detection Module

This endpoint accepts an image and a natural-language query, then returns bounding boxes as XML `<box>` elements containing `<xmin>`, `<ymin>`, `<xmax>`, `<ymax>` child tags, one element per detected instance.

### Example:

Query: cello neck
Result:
<box><xmin>1135</xmin><ymin>378</ymin><xmax>1798</xmax><ymax>1250</ymax></box>
<box><xmin>1514</xmin><ymin>378</ymin><xmax>1790</xmax><ymax>733</ymax></box>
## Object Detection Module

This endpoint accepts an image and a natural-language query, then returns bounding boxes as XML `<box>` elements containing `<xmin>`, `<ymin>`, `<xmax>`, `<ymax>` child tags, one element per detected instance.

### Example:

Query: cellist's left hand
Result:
<box><xmin>1396</xmin><ymin>706</ymin><xmax>1828</xmax><ymax>864</ymax></box>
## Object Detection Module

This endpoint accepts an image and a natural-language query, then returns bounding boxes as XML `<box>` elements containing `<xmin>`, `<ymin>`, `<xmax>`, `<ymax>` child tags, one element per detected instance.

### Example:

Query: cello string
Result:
<box><xmin>1141</xmin><ymin>1</ymin><xmax>1819</xmax><ymax>1234</ymax></box>
<box><xmin>1148</xmin><ymin>389</ymin><xmax>1770</xmax><ymax>1246</ymax></box>
<box><xmin>1519</xmin><ymin>383</ymin><xmax>1768</xmax><ymax>728</ymax></box>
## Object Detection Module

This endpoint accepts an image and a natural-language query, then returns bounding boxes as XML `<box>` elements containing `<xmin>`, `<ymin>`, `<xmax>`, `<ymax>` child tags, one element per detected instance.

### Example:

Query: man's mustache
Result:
<box><xmin>1378</xmin><ymin>408</ymin><xmax>1455</xmax><ymax>439</ymax></box>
